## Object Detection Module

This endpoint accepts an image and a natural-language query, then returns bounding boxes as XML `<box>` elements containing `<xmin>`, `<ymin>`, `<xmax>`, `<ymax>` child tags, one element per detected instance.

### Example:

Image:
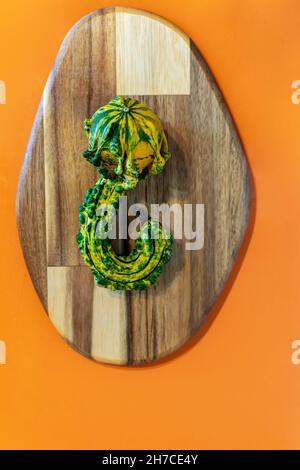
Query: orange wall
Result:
<box><xmin>0</xmin><ymin>0</ymin><xmax>300</xmax><ymax>450</ymax></box>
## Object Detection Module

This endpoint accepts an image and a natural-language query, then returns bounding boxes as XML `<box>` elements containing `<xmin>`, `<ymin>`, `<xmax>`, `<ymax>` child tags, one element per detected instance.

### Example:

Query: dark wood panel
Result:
<box><xmin>44</xmin><ymin>9</ymin><xmax>116</xmax><ymax>266</ymax></box>
<box><xmin>17</xmin><ymin>104</ymin><xmax>47</xmax><ymax>309</ymax></box>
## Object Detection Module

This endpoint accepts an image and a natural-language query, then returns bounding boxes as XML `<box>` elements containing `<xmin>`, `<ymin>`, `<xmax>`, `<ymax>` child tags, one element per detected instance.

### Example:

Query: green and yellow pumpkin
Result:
<box><xmin>76</xmin><ymin>96</ymin><xmax>173</xmax><ymax>291</ymax></box>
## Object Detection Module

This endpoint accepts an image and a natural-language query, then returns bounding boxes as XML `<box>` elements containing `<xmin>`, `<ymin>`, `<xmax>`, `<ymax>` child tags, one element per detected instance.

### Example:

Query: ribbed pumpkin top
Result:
<box><xmin>82</xmin><ymin>96</ymin><xmax>170</xmax><ymax>189</ymax></box>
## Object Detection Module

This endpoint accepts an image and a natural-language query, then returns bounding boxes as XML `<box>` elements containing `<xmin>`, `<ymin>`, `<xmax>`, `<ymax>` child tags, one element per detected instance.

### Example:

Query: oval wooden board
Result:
<box><xmin>17</xmin><ymin>7</ymin><xmax>251</xmax><ymax>365</ymax></box>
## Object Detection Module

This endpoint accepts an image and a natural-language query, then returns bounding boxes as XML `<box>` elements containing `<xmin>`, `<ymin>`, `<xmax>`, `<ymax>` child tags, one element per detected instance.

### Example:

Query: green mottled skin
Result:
<box><xmin>77</xmin><ymin>96</ymin><xmax>173</xmax><ymax>291</ymax></box>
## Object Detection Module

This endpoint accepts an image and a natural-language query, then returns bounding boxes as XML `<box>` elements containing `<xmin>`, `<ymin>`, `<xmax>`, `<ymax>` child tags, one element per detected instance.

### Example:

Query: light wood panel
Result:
<box><xmin>17</xmin><ymin>7</ymin><xmax>251</xmax><ymax>365</ymax></box>
<box><xmin>116</xmin><ymin>8</ymin><xmax>190</xmax><ymax>95</ymax></box>
<box><xmin>92</xmin><ymin>286</ymin><xmax>128</xmax><ymax>364</ymax></box>
<box><xmin>48</xmin><ymin>266</ymin><xmax>128</xmax><ymax>364</ymax></box>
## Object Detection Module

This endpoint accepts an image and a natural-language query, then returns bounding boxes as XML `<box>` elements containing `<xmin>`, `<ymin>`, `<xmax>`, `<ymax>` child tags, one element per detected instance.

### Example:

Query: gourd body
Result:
<box><xmin>77</xmin><ymin>96</ymin><xmax>173</xmax><ymax>291</ymax></box>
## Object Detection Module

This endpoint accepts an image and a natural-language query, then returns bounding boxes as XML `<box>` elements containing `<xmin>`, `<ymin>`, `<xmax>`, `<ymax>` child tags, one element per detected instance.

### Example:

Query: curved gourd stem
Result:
<box><xmin>77</xmin><ymin>178</ymin><xmax>173</xmax><ymax>291</ymax></box>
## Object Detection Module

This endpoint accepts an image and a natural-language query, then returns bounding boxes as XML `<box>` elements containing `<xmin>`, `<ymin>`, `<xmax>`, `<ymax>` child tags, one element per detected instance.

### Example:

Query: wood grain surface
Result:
<box><xmin>17</xmin><ymin>7</ymin><xmax>251</xmax><ymax>365</ymax></box>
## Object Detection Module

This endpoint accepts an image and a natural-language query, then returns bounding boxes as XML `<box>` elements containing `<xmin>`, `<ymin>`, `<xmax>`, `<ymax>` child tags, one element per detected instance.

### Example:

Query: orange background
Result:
<box><xmin>0</xmin><ymin>0</ymin><xmax>300</xmax><ymax>450</ymax></box>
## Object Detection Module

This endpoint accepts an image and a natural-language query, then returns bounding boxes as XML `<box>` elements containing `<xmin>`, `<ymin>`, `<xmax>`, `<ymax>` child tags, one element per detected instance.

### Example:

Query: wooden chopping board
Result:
<box><xmin>17</xmin><ymin>7</ymin><xmax>251</xmax><ymax>365</ymax></box>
